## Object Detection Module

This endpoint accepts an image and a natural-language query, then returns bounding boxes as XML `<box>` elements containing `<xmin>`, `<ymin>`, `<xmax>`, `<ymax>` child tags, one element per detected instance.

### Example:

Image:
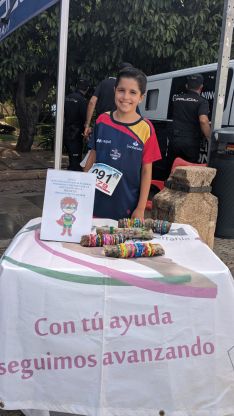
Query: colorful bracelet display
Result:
<box><xmin>118</xmin><ymin>218</ymin><xmax>171</xmax><ymax>235</ymax></box>
<box><xmin>104</xmin><ymin>242</ymin><xmax>165</xmax><ymax>258</ymax></box>
<box><xmin>95</xmin><ymin>226</ymin><xmax>153</xmax><ymax>238</ymax></box>
<box><xmin>80</xmin><ymin>229</ymin><xmax>153</xmax><ymax>247</ymax></box>
<box><xmin>96</xmin><ymin>226</ymin><xmax>129</xmax><ymax>235</ymax></box>
<box><xmin>148</xmin><ymin>219</ymin><xmax>171</xmax><ymax>234</ymax></box>
<box><xmin>118</xmin><ymin>218</ymin><xmax>146</xmax><ymax>228</ymax></box>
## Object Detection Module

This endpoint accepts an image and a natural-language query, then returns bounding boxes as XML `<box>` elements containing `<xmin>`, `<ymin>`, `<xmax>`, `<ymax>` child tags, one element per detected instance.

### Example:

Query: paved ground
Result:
<box><xmin>0</xmin><ymin>141</ymin><xmax>67</xmax><ymax>254</ymax></box>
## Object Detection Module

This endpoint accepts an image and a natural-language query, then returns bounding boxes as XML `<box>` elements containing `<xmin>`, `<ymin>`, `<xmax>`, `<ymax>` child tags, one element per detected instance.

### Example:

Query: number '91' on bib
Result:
<box><xmin>89</xmin><ymin>163</ymin><xmax>123</xmax><ymax>196</ymax></box>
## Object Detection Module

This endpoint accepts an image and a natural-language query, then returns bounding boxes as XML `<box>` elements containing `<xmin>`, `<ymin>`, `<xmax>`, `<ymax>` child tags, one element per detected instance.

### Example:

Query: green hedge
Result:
<box><xmin>36</xmin><ymin>123</ymin><xmax>55</xmax><ymax>137</ymax></box>
<box><xmin>36</xmin><ymin>123</ymin><xmax>55</xmax><ymax>150</ymax></box>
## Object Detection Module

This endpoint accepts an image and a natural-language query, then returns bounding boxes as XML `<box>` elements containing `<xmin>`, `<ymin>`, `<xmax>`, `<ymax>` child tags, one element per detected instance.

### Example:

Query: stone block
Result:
<box><xmin>168</xmin><ymin>166</ymin><xmax>217</xmax><ymax>188</ymax></box>
<box><xmin>152</xmin><ymin>166</ymin><xmax>218</xmax><ymax>249</ymax></box>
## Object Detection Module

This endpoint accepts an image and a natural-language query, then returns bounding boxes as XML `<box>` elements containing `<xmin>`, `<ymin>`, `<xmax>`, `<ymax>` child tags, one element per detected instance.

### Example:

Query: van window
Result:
<box><xmin>167</xmin><ymin>69</ymin><xmax>233</xmax><ymax>120</ymax></box>
<box><xmin>145</xmin><ymin>89</ymin><xmax>159</xmax><ymax>111</ymax></box>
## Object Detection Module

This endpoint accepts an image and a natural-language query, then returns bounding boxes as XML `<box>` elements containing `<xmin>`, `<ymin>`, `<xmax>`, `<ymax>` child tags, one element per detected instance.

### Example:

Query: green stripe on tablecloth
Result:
<box><xmin>3</xmin><ymin>255</ymin><xmax>128</xmax><ymax>285</ymax></box>
<box><xmin>3</xmin><ymin>255</ymin><xmax>191</xmax><ymax>286</ymax></box>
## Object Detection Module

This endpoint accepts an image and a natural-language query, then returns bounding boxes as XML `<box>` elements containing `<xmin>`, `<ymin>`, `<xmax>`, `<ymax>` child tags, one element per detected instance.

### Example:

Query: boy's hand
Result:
<box><xmin>131</xmin><ymin>207</ymin><xmax>145</xmax><ymax>221</ymax></box>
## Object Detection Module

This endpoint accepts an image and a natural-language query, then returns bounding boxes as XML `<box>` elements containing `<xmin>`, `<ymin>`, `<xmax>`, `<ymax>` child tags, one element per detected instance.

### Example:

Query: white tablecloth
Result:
<box><xmin>0</xmin><ymin>218</ymin><xmax>234</xmax><ymax>416</ymax></box>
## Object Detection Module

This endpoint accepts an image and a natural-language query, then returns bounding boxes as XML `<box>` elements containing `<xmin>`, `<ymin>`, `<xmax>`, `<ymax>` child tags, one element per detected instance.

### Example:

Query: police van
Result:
<box><xmin>140</xmin><ymin>61</ymin><xmax>234</xmax><ymax>179</ymax></box>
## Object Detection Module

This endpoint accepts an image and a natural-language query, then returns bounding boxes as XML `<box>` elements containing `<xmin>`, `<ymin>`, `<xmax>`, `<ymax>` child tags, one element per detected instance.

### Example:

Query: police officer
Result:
<box><xmin>64</xmin><ymin>79</ymin><xmax>89</xmax><ymax>171</ymax></box>
<box><xmin>167</xmin><ymin>73</ymin><xmax>211</xmax><ymax>170</ymax></box>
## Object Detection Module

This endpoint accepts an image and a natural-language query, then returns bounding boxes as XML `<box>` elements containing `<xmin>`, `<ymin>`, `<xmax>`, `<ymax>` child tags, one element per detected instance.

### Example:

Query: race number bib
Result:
<box><xmin>89</xmin><ymin>163</ymin><xmax>122</xmax><ymax>196</ymax></box>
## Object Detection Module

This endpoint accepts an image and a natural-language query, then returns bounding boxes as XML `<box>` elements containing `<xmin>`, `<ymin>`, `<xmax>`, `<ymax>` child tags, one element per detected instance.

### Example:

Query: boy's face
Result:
<box><xmin>115</xmin><ymin>77</ymin><xmax>143</xmax><ymax>114</ymax></box>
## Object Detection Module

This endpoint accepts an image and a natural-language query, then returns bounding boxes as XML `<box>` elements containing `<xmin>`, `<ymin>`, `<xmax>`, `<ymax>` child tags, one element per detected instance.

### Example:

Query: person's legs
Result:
<box><xmin>61</xmin><ymin>227</ymin><xmax>66</xmax><ymax>236</ymax></box>
<box><xmin>68</xmin><ymin>227</ymin><xmax>72</xmax><ymax>236</ymax></box>
<box><xmin>179</xmin><ymin>143</ymin><xmax>200</xmax><ymax>163</ymax></box>
<box><xmin>168</xmin><ymin>136</ymin><xmax>200</xmax><ymax>167</ymax></box>
<box><xmin>67</xmin><ymin>137</ymin><xmax>83</xmax><ymax>171</ymax></box>
<box><xmin>64</xmin><ymin>126</ymin><xmax>83</xmax><ymax>171</ymax></box>
<box><xmin>166</xmin><ymin>137</ymin><xmax>181</xmax><ymax>177</ymax></box>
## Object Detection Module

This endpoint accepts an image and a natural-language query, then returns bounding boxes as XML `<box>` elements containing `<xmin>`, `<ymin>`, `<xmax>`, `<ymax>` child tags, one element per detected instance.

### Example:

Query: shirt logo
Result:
<box><xmin>110</xmin><ymin>148</ymin><xmax>121</xmax><ymax>160</ymax></box>
<box><xmin>173</xmin><ymin>95</ymin><xmax>198</xmax><ymax>103</ymax></box>
<box><xmin>127</xmin><ymin>142</ymin><xmax>142</xmax><ymax>151</ymax></box>
<box><xmin>96</xmin><ymin>138</ymin><xmax>111</xmax><ymax>144</ymax></box>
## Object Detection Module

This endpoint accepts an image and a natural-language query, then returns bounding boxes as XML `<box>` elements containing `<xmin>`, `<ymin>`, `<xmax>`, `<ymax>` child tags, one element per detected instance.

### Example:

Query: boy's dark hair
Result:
<box><xmin>115</xmin><ymin>67</ymin><xmax>147</xmax><ymax>94</ymax></box>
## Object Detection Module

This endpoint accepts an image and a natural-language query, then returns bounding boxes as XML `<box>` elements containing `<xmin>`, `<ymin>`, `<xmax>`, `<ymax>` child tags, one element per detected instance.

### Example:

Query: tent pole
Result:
<box><xmin>54</xmin><ymin>0</ymin><xmax>70</xmax><ymax>169</ymax></box>
<box><xmin>207</xmin><ymin>0</ymin><xmax>234</xmax><ymax>163</ymax></box>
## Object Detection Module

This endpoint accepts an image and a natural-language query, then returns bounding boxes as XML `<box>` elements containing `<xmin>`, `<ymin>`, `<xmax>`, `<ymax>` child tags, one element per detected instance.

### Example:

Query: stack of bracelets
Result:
<box><xmin>95</xmin><ymin>227</ymin><xmax>153</xmax><ymax>238</ymax></box>
<box><xmin>118</xmin><ymin>218</ymin><xmax>171</xmax><ymax>235</ymax></box>
<box><xmin>80</xmin><ymin>229</ymin><xmax>153</xmax><ymax>247</ymax></box>
<box><xmin>147</xmin><ymin>219</ymin><xmax>171</xmax><ymax>234</ymax></box>
<box><xmin>96</xmin><ymin>225</ymin><xmax>119</xmax><ymax>235</ymax></box>
<box><xmin>118</xmin><ymin>218</ymin><xmax>145</xmax><ymax>228</ymax></box>
<box><xmin>104</xmin><ymin>242</ymin><xmax>165</xmax><ymax>258</ymax></box>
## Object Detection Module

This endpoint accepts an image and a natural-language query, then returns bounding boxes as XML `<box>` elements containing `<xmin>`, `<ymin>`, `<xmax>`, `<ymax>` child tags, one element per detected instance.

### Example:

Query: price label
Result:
<box><xmin>89</xmin><ymin>163</ymin><xmax>123</xmax><ymax>196</ymax></box>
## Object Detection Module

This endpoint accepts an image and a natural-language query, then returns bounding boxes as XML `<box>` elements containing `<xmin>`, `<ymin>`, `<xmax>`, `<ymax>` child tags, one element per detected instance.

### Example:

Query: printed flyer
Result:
<box><xmin>40</xmin><ymin>169</ymin><xmax>96</xmax><ymax>242</ymax></box>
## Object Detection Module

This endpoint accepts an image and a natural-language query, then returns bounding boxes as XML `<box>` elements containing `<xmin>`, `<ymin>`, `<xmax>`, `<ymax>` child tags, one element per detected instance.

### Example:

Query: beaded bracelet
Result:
<box><xmin>150</xmin><ymin>219</ymin><xmax>171</xmax><ymax>235</ymax></box>
<box><xmin>80</xmin><ymin>228</ymin><xmax>154</xmax><ymax>247</ymax></box>
<box><xmin>95</xmin><ymin>228</ymin><xmax>153</xmax><ymax>239</ymax></box>
<box><xmin>118</xmin><ymin>218</ymin><xmax>171</xmax><ymax>235</ymax></box>
<box><xmin>104</xmin><ymin>242</ymin><xmax>165</xmax><ymax>258</ymax></box>
<box><xmin>80</xmin><ymin>233</ymin><xmax>125</xmax><ymax>247</ymax></box>
<box><xmin>118</xmin><ymin>218</ymin><xmax>145</xmax><ymax>228</ymax></box>
<box><xmin>96</xmin><ymin>225</ymin><xmax>147</xmax><ymax>235</ymax></box>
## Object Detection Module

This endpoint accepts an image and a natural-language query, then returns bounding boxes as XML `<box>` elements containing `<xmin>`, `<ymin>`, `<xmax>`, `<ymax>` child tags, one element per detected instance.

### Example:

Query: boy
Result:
<box><xmin>84</xmin><ymin>67</ymin><xmax>161</xmax><ymax>220</ymax></box>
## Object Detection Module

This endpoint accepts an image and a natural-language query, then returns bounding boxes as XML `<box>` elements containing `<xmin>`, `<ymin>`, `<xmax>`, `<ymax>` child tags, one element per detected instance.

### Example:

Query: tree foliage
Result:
<box><xmin>0</xmin><ymin>7</ymin><xmax>59</xmax><ymax>150</ymax></box>
<box><xmin>69</xmin><ymin>0</ymin><xmax>224</xmax><ymax>80</ymax></box>
<box><xmin>0</xmin><ymin>0</ymin><xmax>225</xmax><ymax>150</ymax></box>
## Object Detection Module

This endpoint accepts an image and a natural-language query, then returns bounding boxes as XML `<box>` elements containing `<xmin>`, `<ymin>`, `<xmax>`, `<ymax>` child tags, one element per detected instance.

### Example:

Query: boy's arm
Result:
<box><xmin>131</xmin><ymin>163</ymin><xmax>152</xmax><ymax>220</ymax></box>
<box><xmin>83</xmin><ymin>149</ymin><xmax>96</xmax><ymax>172</ymax></box>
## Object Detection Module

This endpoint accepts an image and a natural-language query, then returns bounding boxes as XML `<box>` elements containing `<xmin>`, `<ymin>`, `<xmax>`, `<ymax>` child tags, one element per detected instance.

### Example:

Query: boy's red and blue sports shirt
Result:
<box><xmin>88</xmin><ymin>112</ymin><xmax>161</xmax><ymax>220</ymax></box>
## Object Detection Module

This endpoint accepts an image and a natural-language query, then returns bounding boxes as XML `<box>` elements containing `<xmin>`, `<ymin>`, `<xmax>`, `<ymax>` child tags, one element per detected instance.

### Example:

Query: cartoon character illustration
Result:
<box><xmin>56</xmin><ymin>197</ymin><xmax>78</xmax><ymax>236</ymax></box>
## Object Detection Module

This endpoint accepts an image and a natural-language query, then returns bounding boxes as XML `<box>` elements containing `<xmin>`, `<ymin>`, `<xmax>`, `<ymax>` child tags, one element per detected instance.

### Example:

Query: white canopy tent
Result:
<box><xmin>54</xmin><ymin>0</ymin><xmax>70</xmax><ymax>169</ymax></box>
<box><xmin>208</xmin><ymin>0</ymin><xmax>234</xmax><ymax>162</ymax></box>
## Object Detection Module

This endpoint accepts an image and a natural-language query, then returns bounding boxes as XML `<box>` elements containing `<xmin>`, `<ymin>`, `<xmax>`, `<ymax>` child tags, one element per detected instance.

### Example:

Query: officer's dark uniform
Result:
<box><xmin>93</xmin><ymin>77</ymin><xmax>116</xmax><ymax>117</ymax></box>
<box><xmin>64</xmin><ymin>90</ymin><xmax>87</xmax><ymax>171</ymax></box>
<box><xmin>167</xmin><ymin>81</ymin><xmax>209</xmax><ymax>174</ymax></box>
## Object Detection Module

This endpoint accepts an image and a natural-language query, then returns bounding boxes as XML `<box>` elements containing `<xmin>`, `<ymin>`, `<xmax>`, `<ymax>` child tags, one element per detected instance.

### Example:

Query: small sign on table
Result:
<box><xmin>40</xmin><ymin>169</ymin><xmax>96</xmax><ymax>243</ymax></box>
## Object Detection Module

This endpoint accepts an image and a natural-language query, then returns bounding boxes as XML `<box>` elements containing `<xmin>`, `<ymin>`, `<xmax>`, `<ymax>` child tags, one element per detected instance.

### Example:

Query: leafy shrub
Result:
<box><xmin>36</xmin><ymin>123</ymin><xmax>55</xmax><ymax>150</ymax></box>
<box><xmin>4</xmin><ymin>116</ymin><xmax>19</xmax><ymax>129</ymax></box>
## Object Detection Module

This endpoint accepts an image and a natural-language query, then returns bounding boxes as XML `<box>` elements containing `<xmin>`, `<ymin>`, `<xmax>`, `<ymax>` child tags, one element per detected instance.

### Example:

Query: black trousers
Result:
<box><xmin>63</xmin><ymin>125</ymin><xmax>83</xmax><ymax>171</ymax></box>
<box><xmin>166</xmin><ymin>135</ymin><xmax>200</xmax><ymax>177</ymax></box>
